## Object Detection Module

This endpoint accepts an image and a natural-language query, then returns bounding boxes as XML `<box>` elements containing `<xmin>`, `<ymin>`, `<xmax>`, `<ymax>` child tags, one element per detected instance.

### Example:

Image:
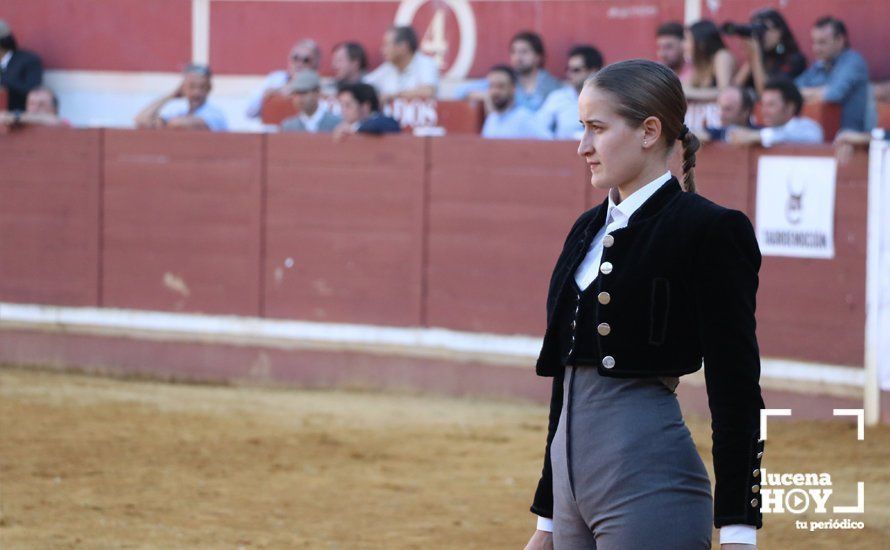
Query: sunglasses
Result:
<box><xmin>292</xmin><ymin>54</ymin><xmax>314</xmax><ymax>64</ymax></box>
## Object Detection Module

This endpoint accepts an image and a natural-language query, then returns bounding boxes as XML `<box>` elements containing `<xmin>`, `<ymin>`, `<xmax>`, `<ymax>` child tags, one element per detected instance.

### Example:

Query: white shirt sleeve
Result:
<box><xmin>416</xmin><ymin>54</ymin><xmax>440</xmax><ymax>91</ymax></box>
<box><xmin>719</xmin><ymin>524</ymin><xmax>757</xmax><ymax>545</ymax></box>
<box><xmin>535</xmin><ymin>515</ymin><xmax>553</xmax><ymax>532</ymax></box>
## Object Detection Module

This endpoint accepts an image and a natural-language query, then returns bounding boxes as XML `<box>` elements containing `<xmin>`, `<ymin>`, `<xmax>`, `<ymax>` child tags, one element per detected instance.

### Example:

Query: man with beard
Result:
<box><xmin>655</xmin><ymin>21</ymin><xmax>690</xmax><ymax>78</ymax></box>
<box><xmin>481</xmin><ymin>65</ymin><xmax>550</xmax><ymax>140</ymax></box>
<box><xmin>510</xmin><ymin>31</ymin><xmax>561</xmax><ymax>112</ymax></box>
<box><xmin>535</xmin><ymin>45</ymin><xmax>603</xmax><ymax>140</ymax></box>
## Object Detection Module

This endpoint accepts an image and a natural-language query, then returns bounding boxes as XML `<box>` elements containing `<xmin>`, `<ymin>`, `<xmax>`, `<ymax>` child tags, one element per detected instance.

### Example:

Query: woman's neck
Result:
<box><xmin>615</xmin><ymin>164</ymin><xmax>669</xmax><ymax>203</ymax></box>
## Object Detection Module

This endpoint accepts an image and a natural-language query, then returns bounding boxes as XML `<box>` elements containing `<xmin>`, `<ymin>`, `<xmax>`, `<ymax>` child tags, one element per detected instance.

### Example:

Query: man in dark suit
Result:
<box><xmin>0</xmin><ymin>20</ymin><xmax>44</xmax><ymax>112</ymax></box>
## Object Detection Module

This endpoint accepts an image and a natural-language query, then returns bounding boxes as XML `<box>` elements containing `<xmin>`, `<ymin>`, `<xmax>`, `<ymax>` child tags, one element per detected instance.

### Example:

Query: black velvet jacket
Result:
<box><xmin>530</xmin><ymin>176</ymin><xmax>766</xmax><ymax>530</ymax></box>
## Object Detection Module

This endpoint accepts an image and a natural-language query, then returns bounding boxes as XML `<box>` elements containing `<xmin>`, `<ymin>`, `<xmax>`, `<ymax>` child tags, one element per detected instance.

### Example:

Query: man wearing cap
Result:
<box><xmin>0</xmin><ymin>20</ymin><xmax>44</xmax><ymax>112</ymax></box>
<box><xmin>280</xmin><ymin>70</ymin><xmax>341</xmax><ymax>133</ymax></box>
<box><xmin>134</xmin><ymin>64</ymin><xmax>227</xmax><ymax>131</ymax></box>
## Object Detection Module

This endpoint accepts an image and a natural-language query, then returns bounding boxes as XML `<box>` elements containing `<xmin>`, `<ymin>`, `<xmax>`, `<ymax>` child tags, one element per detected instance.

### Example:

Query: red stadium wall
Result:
<box><xmin>0</xmin><ymin>127</ymin><xmax>869</xmax><ymax>369</ymax></box>
<box><xmin>1</xmin><ymin>0</ymin><xmax>886</xmax><ymax>79</ymax></box>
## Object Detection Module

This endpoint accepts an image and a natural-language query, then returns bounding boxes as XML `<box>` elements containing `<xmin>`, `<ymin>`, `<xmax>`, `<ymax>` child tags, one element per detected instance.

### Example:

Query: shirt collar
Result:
<box><xmin>299</xmin><ymin>103</ymin><xmax>328</xmax><ymax>127</ymax></box>
<box><xmin>606</xmin><ymin>171</ymin><xmax>672</xmax><ymax>224</ymax></box>
<box><xmin>0</xmin><ymin>51</ymin><xmax>12</xmax><ymax>69</ymax></box>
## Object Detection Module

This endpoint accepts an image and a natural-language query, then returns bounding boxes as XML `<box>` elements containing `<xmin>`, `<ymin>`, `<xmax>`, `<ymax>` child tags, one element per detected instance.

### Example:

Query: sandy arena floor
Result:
<box><xmin>0</xmin><ymin>366</ymin><xmax>888</xmax><ymax>549</ymax></box>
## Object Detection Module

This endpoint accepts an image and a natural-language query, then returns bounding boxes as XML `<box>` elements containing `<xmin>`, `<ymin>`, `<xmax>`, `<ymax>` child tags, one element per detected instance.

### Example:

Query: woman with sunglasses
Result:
<box><xmin>523</xmin><ymin>59</ymin><xmax>765</xmax><ymax>550</ymax></box>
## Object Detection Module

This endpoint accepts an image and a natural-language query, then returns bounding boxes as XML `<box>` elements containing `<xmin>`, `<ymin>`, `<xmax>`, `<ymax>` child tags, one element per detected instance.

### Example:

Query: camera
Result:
<box><xmin>721</xmin><ymin>21</ymin><xmax>767</xmax><ymax>39</ymax></box>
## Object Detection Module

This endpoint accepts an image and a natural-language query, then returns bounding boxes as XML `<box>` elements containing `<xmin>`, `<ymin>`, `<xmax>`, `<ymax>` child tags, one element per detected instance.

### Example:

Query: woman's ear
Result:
<box><xmin>641</xmin><ymin>116</ymin><xmax>663</xmax><ymax>149</ymax></box>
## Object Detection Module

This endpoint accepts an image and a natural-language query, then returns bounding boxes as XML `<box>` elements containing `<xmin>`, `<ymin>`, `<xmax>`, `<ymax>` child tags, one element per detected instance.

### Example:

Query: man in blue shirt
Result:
<box><xmin>795</xmin><ymin>16</ymin><xmax>871</xmax><ymax>131</ymax></box>
<box><xmin>134</xmin><ymin>64</ymin><xmax>228</xmax><ymax>131</ymax></box>
<box><xmin>534</xmin><ymin>45</ymin><xmax>603</xmax><ymax>140</ymax></box>
<box><xmin>481</xmin><ymin>65</ymin><xmax>550</xmax><ymax>140</ymax></box>
<box><xmin>454</xmin><ymin>31</ymin><xmax>561</xmax><ymax>113</ymax></box>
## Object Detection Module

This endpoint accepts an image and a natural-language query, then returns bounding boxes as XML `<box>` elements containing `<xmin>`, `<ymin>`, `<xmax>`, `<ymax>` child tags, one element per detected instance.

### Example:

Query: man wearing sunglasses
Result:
<box><xmin>534</xmin><ymin>45</ymin><xmax>603</xmax><ymax>140</ymax></box>
<box><xmin>246</xmin><ymin>39</ymin><xmax>322</xmax><ymax>119</ymax></box>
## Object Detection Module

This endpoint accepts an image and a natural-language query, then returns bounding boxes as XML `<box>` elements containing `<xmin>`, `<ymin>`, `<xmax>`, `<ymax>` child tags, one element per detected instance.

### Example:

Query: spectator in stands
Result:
<box><xmin>729</xmin><ymin>77</ymin><xmax>822</xmax><ymax>146</ymax></box>
<box><xmin>698</xmin><ymin>86</ymin><xmax>758</xmax><ymax>142</ymax></box>
<box><xmin>535</xmin><ymin>45</ymin><xmax>603</xmax><ymax>140</ymax></box>
<box><xmin>332</xmin><ymin>42</ymin><xmax>368</xmax><ymax>88</ymax></box>
<box><xmin>280</xmin><ymin>70</ymin><xmax>341</xmax><ymax>133</ymax></box>
<box><xmin>245</xmin><ymin>39</ymin><xmax>321</xmax><ymax>119</ymax></box>
<box><xmin>0</xmin><ymin>86</ymin><xmax>70</xmax><ymax>128</ymax></box>
<box><xmin>323</xmin><ymin>41</ymin><xmax>368</xmax><ymax>97</ymax></box>
<box><xmin>0</xmin><ymin>20</ymin><xmax>44</xmax><ymax>112</ymax></box>
<box><xmin>508</xmin><ymin>31</ymin><xmax>562</xmax><ymax>112</ymax></box>
<box><xmin>796</xmin><ymin>16</ymin><xmax>871</xmax><ymax>131</ymax></box>
<box><xmin>364</xmin><ymin>26</ymin><xmax>438</xmax><ymax>103</ymax></box>
<box><xmin>730</xmin><ymin>9</ymin><xmax>807</xmax><ymax>95</ymax></box>
<box><xmin>683</xmin><ymin>20</ymin><xmax>735</xmax><ymax>101</ymax></box>
<box><xmin>134</xmin><ymin>64</ymin><xmax>227</xmax><ymax>131</ymax></box>
<box><xmin>655</xmin><ymin>22</ymin><xmax>690</xmax><ymax>78</ymax></box>
<box><xmin>481</xmin><ymin>65</ymin><xmax>550</xmax><ymax>140</ymax></box>
<box><xmin>453</xmin><ymin>31</ymin><xmax>560</xmax><ymax>112</ymax></box>
<box><xmin>333</xmin><ymin>82</ymin><xmax>401</xmax><ymax>139</ymax></box>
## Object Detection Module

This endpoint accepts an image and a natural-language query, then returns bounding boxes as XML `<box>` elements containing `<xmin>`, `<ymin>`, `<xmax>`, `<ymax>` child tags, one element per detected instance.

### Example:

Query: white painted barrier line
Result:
<box><xmin>0</xmin><ymin>302</ymin><xmax>865</xmax><ymax>386</ymax></box>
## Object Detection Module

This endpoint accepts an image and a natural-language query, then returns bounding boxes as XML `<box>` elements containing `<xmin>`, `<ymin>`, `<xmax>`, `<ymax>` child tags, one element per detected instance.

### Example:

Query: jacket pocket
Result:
<box><xmin>649</xmin><ymin>277</ymin><xmax>670</xmax><ymax>346</ymax></box>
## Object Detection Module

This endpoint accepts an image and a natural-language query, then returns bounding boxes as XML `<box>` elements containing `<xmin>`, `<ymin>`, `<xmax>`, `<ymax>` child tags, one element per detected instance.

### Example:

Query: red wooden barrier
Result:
<box><xmin>426</xmin><ymin>136</ymin><xmax>589</xmax><ymax>334</ymax></box>
<box><xmin>0</xmin><ymin>127</ymin><xmax>101</xmax><ymax>306</ymax></box>
<box><xmin>435</xmin><ymin>100</ymin><xmax>485</xmax><ymax>134</ymax></box>
<box><xmin>0</xmin><ymin>129</ymin><xmax>870</xmax><ymax>368</ymax></box>
<box><xmin>752</xmin><ymin>146</ymin><xmax>868</xmax><ymax>366</ymax></box>
<box><xmin>264</xmin><ymin>133</ymin><xmax>426</xmax><ymax>326</ymax></box>
<box><xmin>102</xmin><ymin>129</ymin><xmax>263</xmax><ymax>315</ymax></box>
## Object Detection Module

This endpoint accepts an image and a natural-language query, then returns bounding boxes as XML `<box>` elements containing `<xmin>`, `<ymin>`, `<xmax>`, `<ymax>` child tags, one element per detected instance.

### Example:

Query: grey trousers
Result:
<box><xmin>550</xmin><ymin>365</ymin><xmax>713</xmax><ymax>549</ymax></box>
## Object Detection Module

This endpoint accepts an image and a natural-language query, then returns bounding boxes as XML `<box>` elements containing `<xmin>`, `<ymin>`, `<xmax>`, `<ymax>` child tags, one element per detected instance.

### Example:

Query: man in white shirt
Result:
<box><xmin>535</xmin><ymin>170</ymin><xmax>758</xmax><ymax>548</ymax></box>
<box><xmin>729</xmin><ymin>77</ymin><xmax>823</xmax><ymax>147</ymax></box>
<box><xmin>134</xmin><ymin>64</ymin><xmax>227</xmax><ymax>132</ymax></box>
<box><xmin>279</xmin><ymin>70</ymin><xmax>341</xmax><ymax>133</ymax></box>
<box><xmin>245</xmin><ymin>39</ymin><xmax>321</xmax><ymax>119</ymax></box>
<box><xmin>481</xmin><ymin>66</ymin><xmax>550</xmax><ymax>140</ymax></box>
<box><xmin>363</xmin><ymin>25</ymin><xmax>439</xmax><ymax>103</ymax></box>
<box><xmin>535</xmin><ymin>45</ymin><xmax>603</xmax><ymax>140</ymax></box>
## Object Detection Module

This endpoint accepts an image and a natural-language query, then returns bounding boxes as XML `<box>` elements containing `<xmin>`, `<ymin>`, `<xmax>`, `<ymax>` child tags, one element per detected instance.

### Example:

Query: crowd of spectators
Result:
<box><xmin>0</xmin><ymin>9</ymin><xmax>886</xmax><ymax>153</ymax></box>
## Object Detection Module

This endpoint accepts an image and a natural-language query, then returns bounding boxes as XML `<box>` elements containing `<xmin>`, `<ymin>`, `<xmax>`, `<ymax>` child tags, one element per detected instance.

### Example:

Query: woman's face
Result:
<box><xmin>577</xmin><ymin>85</ymin><xmax>647</xmax><ymax>191</ymax></box>
<box><xmin>761</xmin><ymin>23</ymin><xmax>782</xmax><ymax>50</ymax></box>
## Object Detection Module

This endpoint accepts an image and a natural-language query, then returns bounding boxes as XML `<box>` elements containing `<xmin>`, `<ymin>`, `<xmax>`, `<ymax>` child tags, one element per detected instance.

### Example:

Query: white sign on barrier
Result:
<box><xmin>755</xmin><ymin>156</ymin><xmax>837</xmax><ymax>259</ymax></box>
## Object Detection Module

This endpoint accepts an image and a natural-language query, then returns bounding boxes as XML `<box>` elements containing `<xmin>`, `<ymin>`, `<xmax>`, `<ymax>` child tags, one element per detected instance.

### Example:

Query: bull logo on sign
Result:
<box><xmin>785</xmin><ymin>177</ymin><xmax>804</xmax><ymax>225</ymax></box>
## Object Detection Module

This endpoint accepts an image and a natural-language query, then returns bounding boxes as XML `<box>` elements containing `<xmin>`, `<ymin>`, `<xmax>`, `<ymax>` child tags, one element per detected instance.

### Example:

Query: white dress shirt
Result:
<box><xmin>535</xmin><ymin>171</ymin><xmax>756</xmax><ymax>546</ymax></box>
<box><xmin>363</xmin><ymin>52</ymin><xmax>439</xmax><ymax>97</ymax></box>
<box><xmin>759</xmin><ymin>116</ymin><xmax>824</xmax><ymax>147</ymax></box>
